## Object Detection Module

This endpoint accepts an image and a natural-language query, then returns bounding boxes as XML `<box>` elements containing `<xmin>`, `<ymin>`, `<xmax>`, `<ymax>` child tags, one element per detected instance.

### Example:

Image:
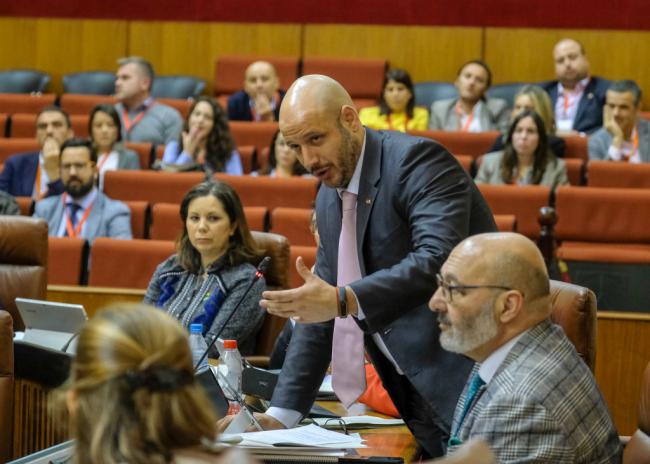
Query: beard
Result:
<box><xmin>65</xmin><ymin>176</ymin><xmax>95</xmax><ymax>199</ymax></box>
<box><xmin>332</xmin><ymin>123</ymin><xmax>361</xmax><ymax>189</ymax></box>
<box><xmin>439</xmin><ymin>297</ymin><xmax>499</xmax><ymax>355</ymax></box>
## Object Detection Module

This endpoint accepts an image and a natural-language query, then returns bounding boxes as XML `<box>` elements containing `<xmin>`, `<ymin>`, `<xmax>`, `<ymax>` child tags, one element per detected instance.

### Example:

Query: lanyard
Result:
<box><xmin>63</xmin><ymin>193</ymin><xmax>94</xmax><ymax>238</ymax></box>
<box><xmin>622</xmin><ymin>128</ymin><xmax>639</xmax><ymax>162</ymax></box>
<box><xmin>122</xmin><ymin>102</ymin><xmax>154</xmax><ymax>132</ymax></box>
<box><xmin>387</xmin><ymin>113</ymin><xmax>410</xmax><ymax>131</ymax></box>
<box><xmin>455</xmin><ymin>103</ymin><xmax>475</xmax><ymax>132</ymax></box>
<box><xmin>97</xmin><ymin>152</ymin><xmax>112</xmax><ymax>172</ymax></box>
<box><xmin>33</xmin><ymin>165</ymin><xmax>46</xmax><ymax>200</ymax></box>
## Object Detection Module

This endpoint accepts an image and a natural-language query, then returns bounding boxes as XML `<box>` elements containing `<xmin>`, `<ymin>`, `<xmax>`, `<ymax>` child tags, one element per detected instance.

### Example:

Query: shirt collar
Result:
<box><xmin>558</xmin><ymin>76</ymin><xmax>590</xmax><ymax>95</ymax></box>
<box><xmin>477</xmin><ymin>330</ymin><xmax>527</xmax><ymax>384</ymax></box>
<box><xmin>67</xmin><ymin>187</ymin><xmax>98</xmax><ymax>209</ymax></box>
<box><xmin>337</xmin><ymin>131</ymin><xmax>367</xmax><ymax>198</ymax></box>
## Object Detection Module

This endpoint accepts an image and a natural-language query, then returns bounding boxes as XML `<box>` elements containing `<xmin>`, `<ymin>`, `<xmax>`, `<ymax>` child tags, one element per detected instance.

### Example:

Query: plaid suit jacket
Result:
<box><xmin>449</xmin><ymin>319</ymin><xmax>622</xmax><ymax>463</ymax></box>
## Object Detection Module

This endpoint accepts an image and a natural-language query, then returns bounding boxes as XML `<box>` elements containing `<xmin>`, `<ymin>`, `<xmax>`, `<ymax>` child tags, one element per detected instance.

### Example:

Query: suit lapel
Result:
<box><xmin>84</xmin><ymin>193</ymin><xmax>104</xmax><ymax>241</ymax></box>
<box><xmin>574</xmin><ymin>79</ymin><xmax>596</xmax><ymax>129</ymax></box>
<box><xmin>356</xmin><ymin>130</ymin><xmax>381</xmax><ymax>277</ymax></box>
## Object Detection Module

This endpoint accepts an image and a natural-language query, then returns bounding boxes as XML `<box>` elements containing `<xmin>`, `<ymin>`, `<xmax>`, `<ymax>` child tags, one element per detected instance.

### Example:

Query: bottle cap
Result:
<box><xmin>189</xmin><ymin>323</ymin><xmax>203</xmax><ymax>334</ymax></box>
<box><xmin>223</xmin><ymin>339</ymin><xmax>238</xmax><ymax>349</ymax></box>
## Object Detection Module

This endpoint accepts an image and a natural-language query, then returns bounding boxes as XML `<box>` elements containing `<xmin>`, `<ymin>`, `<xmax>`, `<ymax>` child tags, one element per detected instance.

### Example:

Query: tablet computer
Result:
<box><xmin>15</xmin><ymin>298</ymin><xmax>87</xmax><ymax>352</ymax></box>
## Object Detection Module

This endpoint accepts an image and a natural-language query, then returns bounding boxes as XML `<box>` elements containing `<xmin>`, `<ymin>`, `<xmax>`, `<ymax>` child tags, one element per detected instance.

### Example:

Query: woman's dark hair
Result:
<box><xmin>177</xmin><ymin>181</ymin><xmax>261</xmax><ymax>273</ymax></box>
<box><xmin>180</xmin><ymin>97</ymin><xmax>234</xmax><ymax>173</ymax></box>
<box><xmin>259</xmin><ymin>130</ymin><xmax>307</xmax><ymax>176</ymax></box>
<box><xmin>500</xmin><ymin>110</ymin><xmax>552</xmax><ymax>185</ymax></box>
<box><xmin>88</xmin><ymin>104</ymin><xmax>122</xmax><ymax>143</ymax></box>
<box><xmin>378</xmin><ymin>68</ymin><xmax>416</xmax><ymax>118</ymax></box>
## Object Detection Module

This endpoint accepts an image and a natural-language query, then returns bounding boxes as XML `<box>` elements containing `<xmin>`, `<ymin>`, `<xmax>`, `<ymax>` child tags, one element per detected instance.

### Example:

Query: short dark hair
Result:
<box><xmin>501</xmin><ymin>110</ymin><xmax>551</xmax><ymax>185</ymax></box>
<box><xmin>378</xmin><ymin>68</ymin><xmax>416</xmax><ymax>118</ymax></box>
<box><xmin>117</xmin><ymin>56</ymin><xmax>155</xmax><ymax>90</ymax></box>
<box><xmin>60</xmin><ymin>137</ymin><xmax>97</xmax><ymax>164</ymax></box>
<box><xmin>608</xmin><ymin>80</ymin><xmax>643</xmax><ymax>106</ymax></box>
<box><xmin>456</xmin><ymin>59</ymin><xmax>493</xmax><ymax>88</ymax></box>
<box><xmin>37</xmin><ymin>105</ymin><xmax>71</xmax><ymax>129</ymax></box>
<box><xmin>177</xmin><ymin>182</ymin><xmax>261</xmax><ymax>273</ymax></box>
<box><xmin>89</xmin><ymin>104</ymin><xmax>123</xmax><ymax>143</ymax></box>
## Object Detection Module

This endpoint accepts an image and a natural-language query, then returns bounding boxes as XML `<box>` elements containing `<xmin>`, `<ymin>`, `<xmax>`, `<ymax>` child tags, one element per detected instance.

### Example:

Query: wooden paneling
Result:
<box><xmin>485</xmin><ymin>28</ymin><xmax>650</xmax><ymax>108</ymax></box>
<box><xmin>303</xmin><ymin>25</ymin><xmax>482</xmax><ymax>83</ymax></box>
<box><xmin>0</xmin><ymin>18</ymin><xmax>128</xmax><ymax>95</ymax></box>
<box><xmin>128</xmin><ymin>22</ymin><xmax>302</xmax><ymax>94</ymax></box>
<box><xmin>595</xmin><ymin>311</ymin><xmax>650</xmax><ymax>436</ymax></box>
<box><xmin>47</xmin><ymin>285</ymin><xmax>144</xmax><ymax>319</ymax></box>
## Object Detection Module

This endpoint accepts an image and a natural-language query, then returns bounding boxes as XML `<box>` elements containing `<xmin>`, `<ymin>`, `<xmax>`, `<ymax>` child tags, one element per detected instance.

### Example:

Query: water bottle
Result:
<box><xmin>222</xmin><ymin>339</ymin><xmax>243</xmax><ymax>415</ymax></box>
<box><xmin>189</xmin><ymin>323</ymin><xmax>209</xmax><ymax>373</ymax></box>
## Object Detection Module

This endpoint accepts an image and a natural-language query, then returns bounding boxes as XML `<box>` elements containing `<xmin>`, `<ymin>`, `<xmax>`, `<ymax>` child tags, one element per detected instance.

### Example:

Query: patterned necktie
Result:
<box><xmin>64</xmin><ymin>203</ymin><xmax>82</xmax><ymax>237</ymax></box>
<box><xmin>331</xmin><ymin>191</ymin><xmax>367</xmax><ymax>408</ymax></box>
<box><xmin>449</xmin><ymin>372</ymin><xmax>486</xmax><ymax>446</ymax></box>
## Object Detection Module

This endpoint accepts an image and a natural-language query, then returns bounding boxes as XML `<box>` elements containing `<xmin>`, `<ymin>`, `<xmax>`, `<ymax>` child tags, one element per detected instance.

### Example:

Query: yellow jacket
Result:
<box><xmin>359</xmin><ymin>106</ymin><xmax>429</xmax><ymax>132</ymax></box>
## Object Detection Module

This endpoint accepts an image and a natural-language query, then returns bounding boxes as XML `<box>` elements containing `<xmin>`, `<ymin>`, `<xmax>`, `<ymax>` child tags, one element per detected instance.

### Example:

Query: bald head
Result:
<box><xmin>280</xmin><ymin>74</ymin><xmax>355</xmax><ymax>125</ymax></box>
<box><xmin>244</xmin><ymin>61</ymin><xmax>279</xmax><ymax>100</ymax></box>
<box><xmin>553</xmin><ymin>38</ymin><xmax>590</xmax><ymax>88</ymax></box>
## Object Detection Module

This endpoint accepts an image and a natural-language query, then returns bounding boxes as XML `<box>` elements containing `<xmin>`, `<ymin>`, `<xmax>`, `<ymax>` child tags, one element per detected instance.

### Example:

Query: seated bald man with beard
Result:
<box><xmin>429</xmin><ymin>233</ymin><xmax>621</xmax><ymax>463</ymax></box>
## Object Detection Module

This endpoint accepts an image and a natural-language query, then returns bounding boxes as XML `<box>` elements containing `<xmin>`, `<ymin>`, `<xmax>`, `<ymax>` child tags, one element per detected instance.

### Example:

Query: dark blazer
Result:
<box><xmin>227</xmin><ymin>89</ymin><xmax>286</xmax><ymax>121</ymax></box>
<box><xmin>270</xmin><ymin>129</ymin><xmax>497</xmax><ymax>430</ymax></box>
<box><xmin>540</xmin><ymin>76</ymin><xmax>610</xmax><ymax>135</ymax></box>
<box><xmin>0</xmin><ymin>152</ymin><xmax>63</xmax><ymax>198</ymax></box>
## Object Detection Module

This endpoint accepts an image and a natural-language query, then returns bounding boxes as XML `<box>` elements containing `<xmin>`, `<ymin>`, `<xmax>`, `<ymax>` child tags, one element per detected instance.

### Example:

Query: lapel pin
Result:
<box><xmin>365</xmin><ymin>198</ymin><xmax>372</xmax><ymax>205</ymax></box>
<box><xmin>588</xmin><ymin>93</ymin><xmax>594</xmax><ymax>99</ymax></box>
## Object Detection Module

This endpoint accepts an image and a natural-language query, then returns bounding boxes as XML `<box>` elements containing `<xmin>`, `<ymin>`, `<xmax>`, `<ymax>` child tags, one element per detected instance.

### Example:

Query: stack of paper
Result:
<box><xmin>313</xmin><ymin>416</ymin><xmax>404</xmax><ymax>429</ymax></box>
<box><xmin>221</xmin><ymin>423</ymin><xmax>366</xmax><ymax>449</ymax></box>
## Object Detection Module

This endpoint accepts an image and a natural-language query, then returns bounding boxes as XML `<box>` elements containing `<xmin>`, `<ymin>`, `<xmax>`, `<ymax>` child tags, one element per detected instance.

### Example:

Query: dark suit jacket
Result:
<box><xmin>0</xmin><ymin>152</ymin><xmax>63</xmax><ymax>198</ymax></box>
<box><xmin>270</xmin><ymin>129</ymin><xmax>497</xmax><ymax>430</ymax></box>
<box><xmin>227</xmin><ymin>89</ymin><xmax>286</xmax><ymax>121</ymax></box>
<box><xmin>540</xmin><ymin>76</ymin><xmax>610</xmax><ymax>135</ymax></box>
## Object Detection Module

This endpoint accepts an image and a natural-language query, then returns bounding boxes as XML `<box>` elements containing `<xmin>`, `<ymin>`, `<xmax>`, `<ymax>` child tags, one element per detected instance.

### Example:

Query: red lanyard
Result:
<box><xmin>249</xmin><ymin>91</ymin><xmax>280</xmax><ymax>121</ymax></box>
<box><xmin>63</xmin><ymin>193</ymin><xmax>94</xmax><ymax>238</ymax></box>
<box><xmin>387</xmin><ymin>113</ymin><xmax>410</xmax><ymax>131</ymax></box>
<box><xmin>122</xmin><ymin>102</ymin><xmax>154</xmax><ymax>132</ymax></box>
<box><xmin>622</xmin><ymin>128</ymin><xmax>639</xmax><ymax>162</ymax></box>
<box><xmin>455</xmin><ymin>103</ymin><xmax>475</xmax><ymax>132</ymax></box>
<box><xmin>33</xmin><ymin>165</ymin><xmax>46</xmax><ymax>200</ymax></box>
<box><xmin>97</xmin><ymin>152</ymin><xmax>111</xmax><ymax>172</ymax></box>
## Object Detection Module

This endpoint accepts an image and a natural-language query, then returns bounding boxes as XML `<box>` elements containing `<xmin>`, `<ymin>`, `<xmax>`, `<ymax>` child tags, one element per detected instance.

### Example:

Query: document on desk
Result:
<box><xmin>221</xmin><ymin>423</ymin><xmax>366</xmax><ymax>448</ymax></box>
<box><xmin>313</xmin><ymin>416</ymin><xmax>405</xmax><ymax>429</ymax></box>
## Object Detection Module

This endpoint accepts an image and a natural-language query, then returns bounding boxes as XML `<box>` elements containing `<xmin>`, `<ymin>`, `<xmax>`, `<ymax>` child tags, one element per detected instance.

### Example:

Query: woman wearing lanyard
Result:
<box><xmin>429</xmin><ymin>60</ymin><xmax>510</xmax><ymax>133</ymax></box>
<box><xmin>162</xmin><ymin>97</ymin><xmax>243</xmax><ymax>175</ymax></box>
<box><xmin>475</xmin><ymin>110</ymin><xmax>569</xmax><ymax>189</ymax></box>
<box><xmin>89</xmin><ymin>104</ymin><xmax>140</xmax><ymax>190</ymax></box>
<box><xmin>359</xmin><ymin>68</ymin><xmax>429</xmax><ymax>132</ymax></box>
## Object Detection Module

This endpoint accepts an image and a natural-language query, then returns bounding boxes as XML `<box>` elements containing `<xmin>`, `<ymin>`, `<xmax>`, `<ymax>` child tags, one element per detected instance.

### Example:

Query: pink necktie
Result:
<box><xmin>331</xmin><ymin>190</ymin><xmax>367</xmax><ymax>408</ymax></box>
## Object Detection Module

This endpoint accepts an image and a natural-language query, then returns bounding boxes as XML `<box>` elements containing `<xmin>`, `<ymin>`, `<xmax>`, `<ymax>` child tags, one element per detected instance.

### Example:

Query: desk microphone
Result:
<box><xmin>193</xmin><ymin>256</ymin><xmax>271</xmax><ymax>372</ymax></box>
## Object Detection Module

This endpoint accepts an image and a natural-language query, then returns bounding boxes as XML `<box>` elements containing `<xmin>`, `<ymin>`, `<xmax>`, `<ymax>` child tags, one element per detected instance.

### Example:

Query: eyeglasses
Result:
<box><xmin>436</xmin><ymin>273</ymin><xmax>515</xmax><ymax>303</ymax></box>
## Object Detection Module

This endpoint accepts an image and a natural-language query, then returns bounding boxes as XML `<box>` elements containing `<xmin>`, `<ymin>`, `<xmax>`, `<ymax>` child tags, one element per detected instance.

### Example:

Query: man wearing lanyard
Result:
<box><xmin>429</xmin><ymin>232</ymin><xmax>621</xmax><ymax>463</ymax></box>
<box><xmin>227</xmin><ymin>61</ymin><xmax>286</xmax><ymax>122</ymax></box>
<box><xmin>589</xmin><ymin>80</ymin><xmax>650</xmax><ymax>163</ymax></box>
<box><xmin>0</xmin><ymin>106</ymin><xmax>72</xmax><ymax>199</ymax></box>
<box><xmin>114</xmin><ymin>57</ymin><xmax>183</xmax><ymax>145</ymax></box>
<box><xmin>218</xmin><ymin>75</ymin><xmax>497</xmax><ymax>458</ymax></box>
<box><xmin>33</xmin><ymin>138</ymin><xmax>132</xmax><ymax>242</ymax></box>
<box><xmin>540</xmin><ymin>38</ymin><xmax>610</xmax><ymax>135</ymax></box>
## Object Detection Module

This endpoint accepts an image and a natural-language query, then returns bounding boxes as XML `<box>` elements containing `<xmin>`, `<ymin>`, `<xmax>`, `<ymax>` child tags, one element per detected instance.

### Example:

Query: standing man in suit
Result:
<box><xmin>429</xmin><ymin>232</ymin><xmax>621</xmax><ymax>463</ymax></box>
<box><xmin>232</xmin><ymin>75</ymin><xmax>496</xmax><ymax>457</ymax></box>
<box><xmin>0</xmin><ymin>106</ymin><xmax>73</xmax><ymax>199</ymax></box>
<box><xmin>227</xmin><ymin>61</ymin><xmax>285</xmax><ymax>122</ymax></box>
<box><xmin>33</xmin><ymin>138</ymin><xmax>132</xmax><ymax>242</ymax></box>
<box><xmin>589</xmin><ymin>80</ymin><xmax>650</xmax><ymax>163</ymax></box>
<box><xmin>540</xmin><ymin>38</ymin><xmax>610</xmax><ymax>135</ymax></box>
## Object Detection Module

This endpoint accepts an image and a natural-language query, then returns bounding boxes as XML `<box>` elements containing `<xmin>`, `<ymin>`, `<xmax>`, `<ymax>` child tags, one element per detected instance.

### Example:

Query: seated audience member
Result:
<box><xmin>540</xmin><ymin>38</ymin><xmax>609</xmax><ymax>135</ymax></box>
<box><xmin>589</xmin><ymin>80</ymin><xmax>650</xmax><ymax>163</ymax></box>
<box><xmin>227</xmin><ymin>61</ymin><xmax>285</xmax><ymax>122</ymax></box>
<box><xmin>162</xmin><ymin>97</ymin><xmax>243</xmax><ymax>175</ymax></box>
<box><xmin>0</xmin><ymin>106</ymin><xmax>73</xmax><ymax>198</ymax></box>
<box><xmin>58</xmin><ymin>303</ymin><xmax>253</xmax><ymax>464</ymax></box>
<box><xmin>253</xmin><ymin>130</ymin><xmax>308</xmax><ymax>177</ymax></box>
<box><xmin>144</xmin><ymin>181</ymin><xmax>265</xmax><ymax>356</ymax></box>
<box><xmin>429</xmin><ymin>232</ymin><xmax>622</xmax><ymax>463</ymax></box>
<box><xmin>0</xmin><ymin>191</ymin><xmax>20</xmax><ymax>215</ymax></box>
<box><xmin>359</xmin><ymin>68</ymin><xmax>428</xmax><ymax>132</ymax></box>
<box><xmin>114</xmin><ymin>56</ymin><xmax>183</xmax><ymax>145</ymax></box>
<box><xmin>475</xmin><ymin>110</ymin><xmax>568</xmax><ymax>189</ymax></box>
<box><xmin>429</xmin><ymin>60</ymin><xmax>509</xmax><ymax>132</ymax></box>
<box><xmin>33</xmin><ymin>138</ymin><xmax>132</xmax><ymax>241</ymax></box>
<box><xmin>487</xmin><ymin>85</ymin><xmax>566</xmax><ymax>158</ymax></box>
<box><xmin>89</xmin><ymin>104</ymin><xmax>140</xmax><ymax>190</ymax></box>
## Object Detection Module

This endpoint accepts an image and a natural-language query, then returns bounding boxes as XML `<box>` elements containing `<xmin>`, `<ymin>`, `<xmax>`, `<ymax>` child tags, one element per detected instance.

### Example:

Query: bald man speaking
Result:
<box><xmin>253</xmin><ymin>75</ymin><xmax>496</xmax><ymax>456</ymax></box>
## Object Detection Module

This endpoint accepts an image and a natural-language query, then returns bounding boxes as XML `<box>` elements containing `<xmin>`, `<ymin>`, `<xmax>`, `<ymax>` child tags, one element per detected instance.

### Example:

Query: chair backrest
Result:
<box><xmin>561</xmin><ymin>134</ymin><xmax>588</xmax><ymax>160</ymax></box>
<box><xmin>63</xmin><ymin>71</ymin><xmax>116</xmax><ymax>95</ymax></box>
<box><xmin>103</xmin><ymin>170</ymin><xmax>205</xmax><ymax>203</ymax></box>
<box><xmin>88</xmin><ymin>238</ymin><xmax>175</xmax><ymax>289</ymax></box>
<box><xmin>0</xmin><ymin>113</ymin><xmax>7</xmax><ymax>137</ymax></box>
<box><xmin>214</xmin><ymin>56</ymin><xmax>300</xmax><ymax>95</ymax></box>
<box><xmin>151</xmin><ymin>75</ymin><xmax>205</xmax><ymax>99</ymax></box>
<box><xmin>302</xmin><ymin>58</ymin><xmax>387</xmax><ymax>99</ymax></box>
<box><xmin>588</xmin><ymin>160</ymin><xmax>650</xmax><ymax>188</ymax></box>
<box><xmin>409</xmin><ymin>130</ymin><xmax>501</xmax><ymax>157</ymax></box>
<box><xmin>215</xmin><ymin>173</ymin><xmax>319</xmax><ymax>210</ymax></box>
<box><xmin>564</xmin><ymin>158</ymin><xmax>585</xmax><ymax>185</ymax></box>
<box><xmin>15</xmin><ymin>196</ymin><xmax>33</xmax><ymax>216</ymax></box>
<box><xmin>270</xmin><ymin>207</ymin><xmax>314</xmax><ymax>247</ymax></box>
<box><xmin>0</xmin><ymin>310</ymin><xmax>13</xmax><ymax>463</ymax></box>
<box><xmin>624</xmin><ymin>360</ymin><xmax>650</xmax><ymax>464</ymax></box>
<box><xmin>229</xmin><ymin>121</ymin><xmax>279</xmax><ymax>155</ymax></box>
<box><xmin>486</xmin><ymin>82</ymin><xmax>528</xmax><ymax>108</ymax></box>
<box><xmin>47</xmin><ymin>237</ymin><xmax>88</xmax><ymax>285</ymax></box>
<box><xmin>237</xmin><ymin>145</ymin><xmax>256</xmax><ymax>174</ymax></box>
<box><xmin>549</xmin><ymin>279</ymin><xmax>596</xmax><ymax>371</ymax></box>
<box><xmin>59</xmin><ymin>94</ymin><xmax>117</xmax><ymax>115</ymax></box>
<box><xmin>477</xmin><ymin>184</ymin><xmax>551</xmax><ymax>239</ymax></box>
<box><xmin>10</xmin><ymin>113</ymin><xmax>88</xmax><ymax>138</ymax></box>
<box><xmin>0</xmin><ymin>70</ymin><xmax>50</xmax><ymax>93</ymax></box>
<box><xmin>0</xmin><ymin>217</ymin><xmax>48</xmax><ymax>331</ymax></box>
<box><xmin>555</xmin><ymin>186</ymin><xmax>650</xmax><ymax>243</ymax></box>
<box><xmin>0</xmin><ymin>138</ymin><xmax>40</xmax><ymax>163</ymax></box>
<box><xmin>493</xmin><ymin>214</ymin><xmax>517</xmax><ymax>232</ymax></box>
<box><xmin>157</xmin><ymin>98</ymin><xmax>192</xmax><ymax>119</ymax></box>
<box><xmin>289</xmin><ymin>245</ymin><xmax>317</xmax><ymax>288</ymax></box>
<box><xmin>0</xmin><ymin>93</ymin><xmax>57</xmax><ymax>114</ymax></box>
<box><xmin>414</xmin><ymin>81</ymin><xmax>458</xmax><ymax>109</ymax></box>
<box><xmin>454</xmin><ymin>154</ymin><xmax>473</xmax><ymax>173</ymax></box>
<box><xmin>124</xmin><ymin>142</ymin><xmax>154</xmax><ymax>169</ymax></box>
<box><xmin>124</xmin><ymin>200</ymin><xmax>149</xmax><ymax>239</ymax></box>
